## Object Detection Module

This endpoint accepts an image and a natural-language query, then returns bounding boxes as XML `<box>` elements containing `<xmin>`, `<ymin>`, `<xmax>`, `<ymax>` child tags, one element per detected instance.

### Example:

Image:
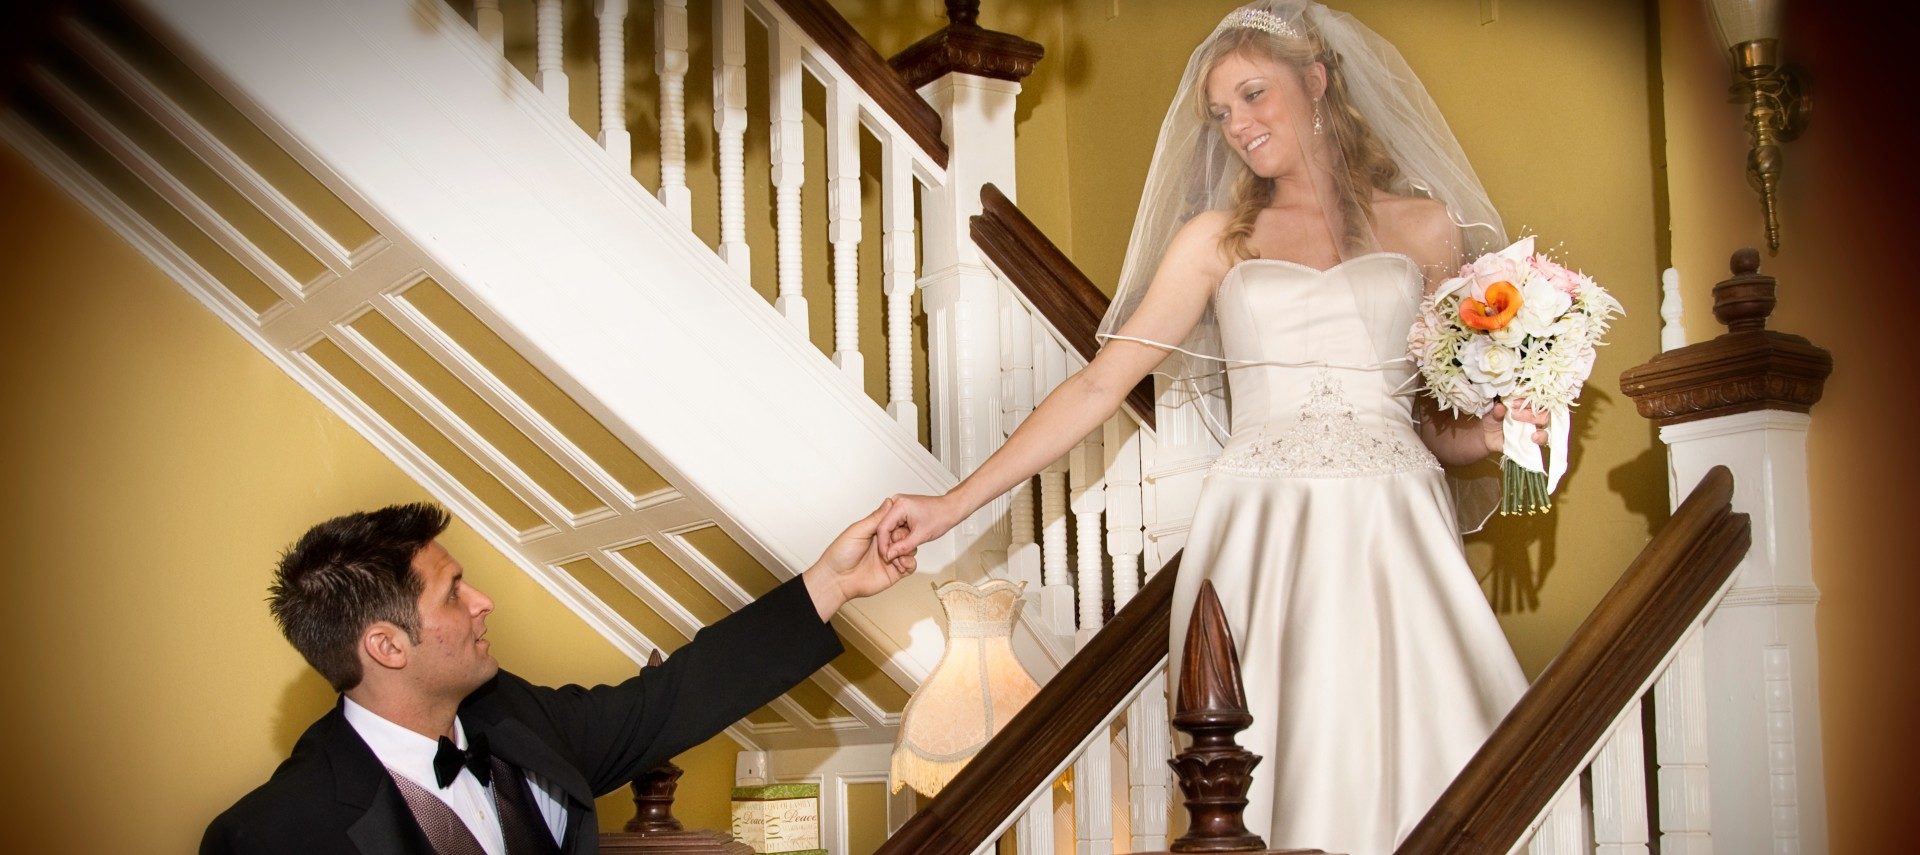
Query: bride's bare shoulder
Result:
<box><xmin>1176</xmin><ymin>209</ymin><xmax>1235</xmax><ymax>242</ymax></box>
<box><xmin>1371</xmin><ymin>193</ymin><xmax>1452</xmax><ymax>238</ymax></box>
<box><xmin>1372</xmin><ymin>193</ymin><xmax>1460</xmax><ymax>261</ymax></box>
<box><xmin>1164</xmin><ymin>210</ymin><xmax>1236</xmax><ymax>271</ymax></box>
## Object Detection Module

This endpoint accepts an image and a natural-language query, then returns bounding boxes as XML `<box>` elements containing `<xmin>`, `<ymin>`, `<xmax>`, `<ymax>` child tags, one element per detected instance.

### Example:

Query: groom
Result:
<box><xmin>203</xmin><ymin>500</ymin><xmax>913</xmax><ymax>854</ymax></box>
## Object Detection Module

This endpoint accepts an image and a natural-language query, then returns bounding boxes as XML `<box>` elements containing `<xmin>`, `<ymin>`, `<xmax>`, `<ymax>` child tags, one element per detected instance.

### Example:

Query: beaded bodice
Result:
<box><xmin>1209</xmin><ymin>254</ymin><xmax>1439</xmax><ymax>479</ymax></box>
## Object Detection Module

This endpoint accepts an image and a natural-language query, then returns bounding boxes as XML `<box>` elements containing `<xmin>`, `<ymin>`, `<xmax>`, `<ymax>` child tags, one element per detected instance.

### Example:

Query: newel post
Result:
<box><xmin>890</xmin><ymin>2</ymin><xmax>1043</xmax><ymax>576</ymax></box>
<box><xmin>600</xmin><ymin>652</ymin><xmax>750</xmax><ymax>853</ymax></box>
<box><xmin>1620</xmin><ymin>248</ymin><xmax>1833</xmax><ymax>854</ymax></box>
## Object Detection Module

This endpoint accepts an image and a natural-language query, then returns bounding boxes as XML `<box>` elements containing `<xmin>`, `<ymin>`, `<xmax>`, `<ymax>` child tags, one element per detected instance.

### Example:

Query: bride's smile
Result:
<box><xmin>1204</xmin><ymin>51</ymin><xmax>1325</xmax><ymax>179</ymax></box>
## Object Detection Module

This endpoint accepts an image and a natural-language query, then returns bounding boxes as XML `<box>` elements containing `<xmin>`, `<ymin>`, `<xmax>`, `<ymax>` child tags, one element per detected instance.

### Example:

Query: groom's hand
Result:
<box><xmin>803</xmin><ymin>499</ymin><xmax>918</xmax><ymax>622</ymax></box>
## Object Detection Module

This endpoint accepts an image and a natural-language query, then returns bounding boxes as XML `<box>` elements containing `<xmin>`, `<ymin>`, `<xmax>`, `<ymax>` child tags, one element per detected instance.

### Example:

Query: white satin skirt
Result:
<box><xmin>1167</xmin><ymin>466</ymin><xmax>1528</xmax><ymax>855</ymax></box>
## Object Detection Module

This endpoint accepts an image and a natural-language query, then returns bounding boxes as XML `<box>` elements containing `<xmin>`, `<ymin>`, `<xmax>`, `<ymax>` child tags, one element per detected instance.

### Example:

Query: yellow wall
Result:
<box><xmin>0</xmin><ymin>148</ymin><xmax>738</xmax><ymax>850</ymax></box>
<box><xmin>1658</xmin><ymin>2</ymin><xmax>1917</xmax><ymax>850</ymax></box>
<box><xmin>1016</xmin><ymin>0</ymin><xmax>1667</xmax><ymax>675</ymax></box>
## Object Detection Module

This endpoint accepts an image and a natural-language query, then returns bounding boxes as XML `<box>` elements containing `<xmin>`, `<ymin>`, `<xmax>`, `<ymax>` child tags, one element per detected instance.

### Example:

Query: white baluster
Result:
<box><xmin>1592</xmin><ymin>700</ymin><xmax>1652</xmax><ymax>855</ymax></box>
<box><xmin>1103</xmin><ymin>415</ymin><xmax>1143</xmax><ymax>609</ymax></box>
<box><xmin>1036</xmin><ymin>337</ymin><xmax>1074</xmax><ymax>637</ymax></box>
<box><xmin>653</xmin><ymin>0</ymin><xmax>691</xmax><ymax>225</ymax></box>
<box><xmin>711</xmin><ymin>0</ymin><xmax>749</xmax><ymax>275</ymax></box>
<box><xmin>594</xmin><ymin>0</ymin><xmax>631</xmax><ymax>168</ymax></box>
<box><xmin>1070</xmin><ymin>431</ymin><xmax>1106</xmax><ymax>646</ymax></box>
<box><xmin>768</xmin><ymin>25</ymin><xmax>806</xmax><ymax>329</ymax></box>
<box><xmin>1660</xmin><ymin>267</ymin><xmax>1687</xmax><ymax>352</ymax></box>
<box><xmin>1015</xmin><ymin>790</ymin><xmax>1055</xmax><ymax>855</ymax></box>
<box><xmin>1039</xmin><ymin>459</ymin><xmax>1072</xmax><ymax>637</ymax></box>
<box><xmin>1526</xmin><ymin>777</ymin><xmax>1585</xmax><ymax>854</ymax></box>
<box><xmin>825</xmin><ymin>80</ymin><xmax>862</xmax><ymax>380</ymax></box>
<box><xmin>1656</xmin><ymin>629</ymin><xmax>1714</xmax><ymax>855</ymax></box>
<box><xmin>882</xmin><ymin>140</ymin><xmax>917</xmax><ymax>430</ymax></box>
<box><xmin>1002</xmin><ymin>306</ymin><xmax>1039</xmax><ymax>588</ymax></box>
<box><xmin>1127</xmin><ymin>669</ymin><xmax>1171</xmax><ymax>852</ymax></box>
<box><xmin>534</xmin><ymin>0</ymin><xmax>568</xmax><ymax>108</ymax></box>
<box><xmin>1074</xmin><ymin>734</ymin><xmax>1114</xmax><ymax>855</ymax></box>
<box><xmin>472</xmin><ymin>0</ymin><xmax>505</xmax><ymax>53</ymax></box>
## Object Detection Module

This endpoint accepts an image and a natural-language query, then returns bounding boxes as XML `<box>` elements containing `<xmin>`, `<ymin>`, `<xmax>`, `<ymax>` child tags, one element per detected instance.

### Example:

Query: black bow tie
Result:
<box><xmin>433</xmin><ymin>732</ymin><xmax>493</xmax><ymax>789</ymax></box>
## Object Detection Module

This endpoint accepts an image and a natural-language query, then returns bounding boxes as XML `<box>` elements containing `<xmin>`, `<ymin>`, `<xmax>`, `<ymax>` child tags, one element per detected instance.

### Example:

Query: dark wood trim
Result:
<box><xmin>765</xmin><ymin>0</ymin><xmax>949</xmax><ymax>169</ymax></box>
<box><xmin>888</xmin><ymin>1</ymin><xmax>1045</xmax><ymax>92</ymax></box>
<box><xmin>1397</xmin><ymin>466</ymin><xmax>1750</xmax><ymax>854</ymax></box>
<box><xmin>971</xmin><ymin>183</ymin><xmax>1157</xmax><ymax>430</ymax></box>
<box><xmin>876</xmin><ymin>553</ymin><xmax>1182</xmax><ymax>855</ymax></box>
<box><xmin>1618</xmin><ymin>330</ymin><xmax>1830</xmax><ymax>425</ymax></box>
<box><xmin>1620</xmin><ymin>248</ymin><xmax>1831</xmax><ymax>426</ymax></box>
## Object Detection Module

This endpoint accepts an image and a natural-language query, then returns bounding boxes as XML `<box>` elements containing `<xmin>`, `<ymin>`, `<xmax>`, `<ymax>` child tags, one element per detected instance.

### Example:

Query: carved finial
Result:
<box><xmin>624</xmin><ymin>649</ymin><xmax>685</xmax><ymax>835</ymax></box>
<box><xmin>1167</xmin><ymin>581</ymin><xmax>1268</xmax><ymax>853</ymax></box>
<box><xmin>946</xmin><ymin>0</ymin><xmax>979</xmax><ymax>28</ymax></box>
<box><xmin>1712</xmin><ymin>246</ymin><xmax>1777</xmax><ymax>333</ymax></box>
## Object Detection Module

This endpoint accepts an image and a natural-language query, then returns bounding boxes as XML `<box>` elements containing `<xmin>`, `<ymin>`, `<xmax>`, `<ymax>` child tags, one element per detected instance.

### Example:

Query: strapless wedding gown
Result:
<box><xmin>1167</xmin><ymin>253</ymin><xmax>1527</xmax><ymax>855</ymax></box>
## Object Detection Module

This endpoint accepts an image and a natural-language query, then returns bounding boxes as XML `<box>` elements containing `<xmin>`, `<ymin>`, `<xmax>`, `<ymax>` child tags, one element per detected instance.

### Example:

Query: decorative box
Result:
<box><xmin>728</xmin><ymin>782</ymin><xmax>824</xmax><ymax>855</ymax></box>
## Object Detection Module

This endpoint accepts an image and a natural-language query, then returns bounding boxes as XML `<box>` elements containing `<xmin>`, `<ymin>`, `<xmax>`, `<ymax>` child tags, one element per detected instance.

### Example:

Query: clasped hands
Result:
<box><xmin>802</xmin><ymin>499</ymin><xmax>919</xmax><ymax>622</ymax></box>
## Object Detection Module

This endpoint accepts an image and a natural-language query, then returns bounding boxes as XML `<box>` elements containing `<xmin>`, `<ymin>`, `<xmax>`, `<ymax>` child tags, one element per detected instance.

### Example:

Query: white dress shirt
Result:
<box><xmin>342</xmin><ymin>698</ymin><xmax>568</xmax><ymax>852</ymax></box>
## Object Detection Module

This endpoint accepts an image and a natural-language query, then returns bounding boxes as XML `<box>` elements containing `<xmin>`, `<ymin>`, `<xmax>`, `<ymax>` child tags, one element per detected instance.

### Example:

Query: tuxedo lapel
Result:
<box><xmin>476</xmin><ymin>717</ymin><xmax>595</xmax><ymax>853</ymax></box>
<box><xmin>313</xmin><ymin>703</ymin><xmax>436</xmax><ymax>855</ymax></box>
<box><xmin>344</xmin><ymin>782</ymin><xmax>435</xmax><ymax>855</ymax></box>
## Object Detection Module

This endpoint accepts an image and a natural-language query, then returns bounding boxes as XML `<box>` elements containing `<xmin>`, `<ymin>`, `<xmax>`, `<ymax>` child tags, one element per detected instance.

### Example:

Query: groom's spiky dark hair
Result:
<box><xmin>268</xmin><ymin>503</ymin><xmax>450</xmax><ymax>691</ymax></box>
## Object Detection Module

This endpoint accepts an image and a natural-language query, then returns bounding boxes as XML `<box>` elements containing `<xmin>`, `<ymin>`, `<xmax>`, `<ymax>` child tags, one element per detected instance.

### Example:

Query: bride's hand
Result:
<box><xmin>1482</xmin><ymin>399</ymin><xmax>1550</xmax><ymax>456</ymax></box>
<box><xmin>875</xmin><ymin>493</ymin><xmax>966</xmax><ymax>562</ymax></box>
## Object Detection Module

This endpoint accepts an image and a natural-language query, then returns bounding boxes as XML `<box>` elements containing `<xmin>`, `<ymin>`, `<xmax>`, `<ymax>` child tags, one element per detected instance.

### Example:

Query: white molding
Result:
<box><xmin>62</xmin><ymin>19</ymin><xmax>357</xmax><ymax>275</ymax></box>
<box><xmin>1659</xmin><ymin>409</ymin><xmax>1810</xmax><ymax>443</ymax></box>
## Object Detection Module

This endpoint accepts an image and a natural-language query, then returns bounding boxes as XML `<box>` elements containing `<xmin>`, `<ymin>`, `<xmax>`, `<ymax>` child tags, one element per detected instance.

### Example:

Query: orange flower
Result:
<box><xmin>1460</xmin><ymin>280</ymin><xmax>1523</xmax><ymax>331</ymax></box>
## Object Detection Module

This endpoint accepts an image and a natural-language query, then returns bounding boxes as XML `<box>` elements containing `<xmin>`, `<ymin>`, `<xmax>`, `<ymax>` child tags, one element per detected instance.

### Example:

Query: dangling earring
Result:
<box><xmin>1312</xmin><ymin>99</ymin><xmax>1324</xmax><ymax>135</ymax></box>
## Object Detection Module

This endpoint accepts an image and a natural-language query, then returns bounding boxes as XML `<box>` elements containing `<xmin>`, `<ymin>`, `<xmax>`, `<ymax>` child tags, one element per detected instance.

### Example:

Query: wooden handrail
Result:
<box><xmin>1397</xmin><ymin>465</ymin><xmax>1750</xmax><ymax>854</ymax></box>
<box><xmin>970</xmin><ymin>183</ymin><xmax>1157</xmax><ymax>430</ymax></box>
<box><xmin>764</xmin><ymin>0</ymin><xmax>949</xmax><ymax>170</ymax></box>
<box><xmin>876</xmin><ymin>552</ymin><xmax>1182</xmax><ymax>855</ymax></box>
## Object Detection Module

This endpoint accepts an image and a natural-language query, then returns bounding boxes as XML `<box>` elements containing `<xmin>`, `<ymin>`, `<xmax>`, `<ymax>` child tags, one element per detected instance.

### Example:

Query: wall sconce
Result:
<box><xmin>1708</xmin><ymin>0</ymin><xmax>1811</xmax><ymax>255</ymax></box>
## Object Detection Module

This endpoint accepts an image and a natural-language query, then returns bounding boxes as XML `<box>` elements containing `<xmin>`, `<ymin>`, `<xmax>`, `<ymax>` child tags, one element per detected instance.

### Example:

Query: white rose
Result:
<box><xmin>1460</xmin><ymin>336</ymin><xmax>1522</xmax><ymax>393</ymax></box>
<box><xmin>1490</xmin><ymin>322</ymin><xmax>1528</xmax><ymax>348</ymax></box>
<box><xmin>1437</xmin><ymin>371</ymin><xmax>1491</xmax><ymax>415</ymax></box>
<box><xmin>1514</xmin><ymin>272</ymin><xmax>1574</xmax><ymax>336</ymax></box>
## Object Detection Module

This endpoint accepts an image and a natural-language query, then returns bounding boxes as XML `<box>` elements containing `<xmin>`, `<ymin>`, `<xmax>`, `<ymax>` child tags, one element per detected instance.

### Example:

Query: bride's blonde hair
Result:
<box><xmin>1197</xmin><ymin>22</ymin><xmax>1402</xmax><ymax>261</ymax></box>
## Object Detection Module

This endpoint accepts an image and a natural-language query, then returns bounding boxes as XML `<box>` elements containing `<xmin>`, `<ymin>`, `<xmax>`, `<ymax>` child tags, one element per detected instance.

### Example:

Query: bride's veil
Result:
<box><xmin>1091</xmin><ymin>0</ymin><xmax>1508</xmax><ymax>529</ymax></box>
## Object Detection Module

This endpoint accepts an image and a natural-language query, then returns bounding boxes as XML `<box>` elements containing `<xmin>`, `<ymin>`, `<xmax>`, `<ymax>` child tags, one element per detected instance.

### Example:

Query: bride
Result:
<box><xmin>878</xmin><ymin>2</ymin><xmax>1546</xmax><ymax>852</ymax></box>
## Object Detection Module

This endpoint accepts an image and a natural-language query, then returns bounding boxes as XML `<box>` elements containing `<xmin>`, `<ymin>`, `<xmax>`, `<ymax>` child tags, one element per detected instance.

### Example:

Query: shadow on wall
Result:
<box><xmin>1472</xmin><ymin>383</ymin><xmax>1649</xmax><ymax>615</ymax></box>
<box><xmin>273</xmin><ymin>669</ymin><xmax>341</xmax><ymax>756</ymax></box>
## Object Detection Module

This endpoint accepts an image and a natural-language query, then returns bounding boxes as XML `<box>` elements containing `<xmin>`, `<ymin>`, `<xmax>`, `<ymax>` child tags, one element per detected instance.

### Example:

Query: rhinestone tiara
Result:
<box><xmin>1218</xmin><ymin>7</ymin><xmax>1302</xmax><ymax>39</ymax></box>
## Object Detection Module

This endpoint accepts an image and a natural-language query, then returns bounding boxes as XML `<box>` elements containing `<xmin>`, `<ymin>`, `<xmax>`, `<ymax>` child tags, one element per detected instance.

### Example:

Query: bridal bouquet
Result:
<box><xmin>1409</xmin><ymin>237</ymin><xmax>1624</xmax><ymax>514</ymax></box>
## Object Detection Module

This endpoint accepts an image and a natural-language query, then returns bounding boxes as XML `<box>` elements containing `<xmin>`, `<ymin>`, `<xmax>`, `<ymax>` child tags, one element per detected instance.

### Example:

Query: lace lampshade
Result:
<box><xmin>890</xmin><ymin>579</ymin><xmax>1041</xmax><ymax>797</ymax></box>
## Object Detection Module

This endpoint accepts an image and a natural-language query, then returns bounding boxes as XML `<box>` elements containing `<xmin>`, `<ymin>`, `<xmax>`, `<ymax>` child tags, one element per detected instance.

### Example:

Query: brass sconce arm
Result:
<box><xmin>1728</xmin><ymin>37</ymin><xmax>1811</xmax><ymax>255</ymax></box>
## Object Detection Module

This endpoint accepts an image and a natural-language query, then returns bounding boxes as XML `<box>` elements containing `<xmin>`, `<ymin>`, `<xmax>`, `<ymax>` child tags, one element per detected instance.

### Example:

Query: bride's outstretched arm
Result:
<box><xmin>876</xmin><ymin>213</ymin><xmax>1230</xmax><ymax>561</ymax></box>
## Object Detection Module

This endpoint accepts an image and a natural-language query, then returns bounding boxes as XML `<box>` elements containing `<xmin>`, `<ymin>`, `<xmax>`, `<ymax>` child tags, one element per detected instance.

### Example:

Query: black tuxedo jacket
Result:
<box><xmin>202</xmin><ymin>575</ymin><xmax>842</xmax><ymax>854</ymax></box>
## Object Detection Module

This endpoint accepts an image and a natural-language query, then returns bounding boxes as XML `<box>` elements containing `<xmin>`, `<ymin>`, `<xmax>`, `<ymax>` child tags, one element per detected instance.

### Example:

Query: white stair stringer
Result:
<box><xmin>114</xmin><ymin>0</ymin><xmax>999</xmax><ymax>731</ymax></box>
